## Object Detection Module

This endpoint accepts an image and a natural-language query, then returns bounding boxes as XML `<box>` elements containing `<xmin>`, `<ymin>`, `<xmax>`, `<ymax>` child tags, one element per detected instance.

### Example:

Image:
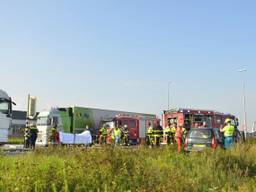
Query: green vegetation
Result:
<box><xmin>0</xmin><ymin>143</ymin><xmax>255</xmax><ymax>192</ymax></box>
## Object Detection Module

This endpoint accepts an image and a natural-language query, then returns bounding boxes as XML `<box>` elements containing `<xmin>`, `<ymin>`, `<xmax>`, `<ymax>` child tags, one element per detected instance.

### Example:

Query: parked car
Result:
<box><xmin>184</xmin><ymin>128</ymin><xmax>217</xmax><ymax>152</ymax></box>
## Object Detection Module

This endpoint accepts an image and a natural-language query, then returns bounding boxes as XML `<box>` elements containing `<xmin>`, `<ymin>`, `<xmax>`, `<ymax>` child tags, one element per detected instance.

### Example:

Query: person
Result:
<box><xmin>122</xmin><ymin>125</ymin><xmax>129</xmax><ymax>146</ymax></box>
<box><xmin>24</xmin><ymin>123</ymin><xmax>30</xmax><ymax>149</ymax></box>
<box><xmin>114</xmin><ymin>125</ymin><xmax>122</xmax><ymax>145</ymax></box>
<box><xmin>163</xmin><ymin>122</ymin><xmax>172</xmax><ymax>145</ymax></box>
<box><xmin>147</xmin><ymin>123</ymin><xmax>154</xmax><ymax>146</ymax></box>
<box><xmin>220</xmin><ymin>118</ymin><xmax>235</xmax><ymax>149</ymax></box>
<box><xmin>170</xmin><ymin>122</ymin><xmax>177</xmax><ymax>144</ymax></box>
<box><xmin>194</xmin><ymin>123</ymin><xmax>199</xmax><ymax>128</ymax></box>
<box><xmin>29</xmin><ymin>123</ymin><xmax>38</xmax><ymax>150</ymax></box>
<box><xmin>99</xmin><ymin>124</ymin><xmax>108</xmax><ymax>144</ymax></box>
<box><xmin>49</xmin><ymin>125</ymin><xmax>60</xmax><ymax>146</ymax></box>
<box><xmin>175</xmin><ymin>124</ymin><xmax>186</xmax><ymax>152</ymax></box>
<box><xmin>153</xmin><ymin>120</ymin><xmax>163</xmax><ymax>146</ymax></box>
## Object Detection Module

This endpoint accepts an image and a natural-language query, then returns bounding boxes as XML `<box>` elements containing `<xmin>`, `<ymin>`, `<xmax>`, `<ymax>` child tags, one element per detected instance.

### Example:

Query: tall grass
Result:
<box><xmin>0</xmin><ymin>143</ymin><xmax>255</xmax><ymax>192</ymax></box>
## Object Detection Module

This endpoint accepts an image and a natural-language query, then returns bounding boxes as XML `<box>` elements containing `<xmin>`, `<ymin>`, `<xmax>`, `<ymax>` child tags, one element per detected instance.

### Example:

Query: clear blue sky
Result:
<box><xmin>0</xmin><ymin>0</ymin><xmax>255</xmax><ymax>130</ymax></box>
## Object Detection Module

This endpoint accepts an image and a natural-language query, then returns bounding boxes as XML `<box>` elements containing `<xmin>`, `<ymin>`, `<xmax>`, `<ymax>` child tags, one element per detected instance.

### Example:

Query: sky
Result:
<box><xmin>0</xmin><ymin>0</ymin><xmax>255</xmax><ymax>131</ymax></box>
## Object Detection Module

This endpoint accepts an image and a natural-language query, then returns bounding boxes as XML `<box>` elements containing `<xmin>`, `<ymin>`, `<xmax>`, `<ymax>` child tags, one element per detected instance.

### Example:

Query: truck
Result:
<box><xmin>162</xmin><ymin>108</ymin><xmax>237</xmax><ymax>129</ymax></box>
<box><xmin>36</xmin><ymin>106</ymin><xmax>157</xmax><ymax>146</ymax></box>
<box><xmin>103</xmin><ymin>114</ymin><xmax>158</xmax><ymax>145</ymax></box>
<box><xmin>0</xmin><ymin>89</ymin><xmax>15</xmax><ymax>143</ymax></box>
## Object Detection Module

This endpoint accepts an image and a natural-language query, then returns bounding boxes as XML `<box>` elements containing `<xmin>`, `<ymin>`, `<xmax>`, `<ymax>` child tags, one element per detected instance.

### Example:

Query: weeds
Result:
<box><xmin>0</xmin><ymin>144</ymin><xmax>255</xmax><ymax>192</ymax></box>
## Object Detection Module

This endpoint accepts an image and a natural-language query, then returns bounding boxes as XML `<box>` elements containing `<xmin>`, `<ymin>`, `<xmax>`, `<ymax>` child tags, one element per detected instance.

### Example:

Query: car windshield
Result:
<box><xmin>189</xmin><ymin>129</ymin><xmax>212</xmax><ymax>139</ymax></box>
<box><xmin>0</xmin><ymin>101</ymin><xmax>10</xmax><ymax>114</ymax></box>
<box><xmin>37</xmin><ymin>116</ymin><xmax>51</xmax><ymax>126</ymax></box>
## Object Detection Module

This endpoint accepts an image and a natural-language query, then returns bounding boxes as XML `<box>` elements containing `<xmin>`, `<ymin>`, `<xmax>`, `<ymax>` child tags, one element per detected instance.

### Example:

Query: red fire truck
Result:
<box><xmin>105</xmin><ymin>114</ymin><xmax>157</xmax><ymax>145</ymax></box>
<box><xmin>162</xmin><ymin>108</ymin><xmax>237</xmax><ymax>129</ymax></box>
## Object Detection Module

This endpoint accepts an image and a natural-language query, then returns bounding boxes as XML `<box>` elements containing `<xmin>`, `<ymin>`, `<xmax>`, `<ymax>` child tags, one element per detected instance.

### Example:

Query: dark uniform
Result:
<box><xmin>153</xmin><ymin>124</ymin><xmax>163</xmax><ymax>146</ymax></box>
<box><xmin>123</xmin><ymin>129</ymin><xmax>129</xmax><ymax>146</ymax></box>
<box><xmin>29</xmin><ymin>125</ymin><xmax>38</xmax><ymax>149</ymax></box>
<box><xmin>24</xmin><ymin>127</ymin><xmax>31</xmax><ymax>149</ymax></box>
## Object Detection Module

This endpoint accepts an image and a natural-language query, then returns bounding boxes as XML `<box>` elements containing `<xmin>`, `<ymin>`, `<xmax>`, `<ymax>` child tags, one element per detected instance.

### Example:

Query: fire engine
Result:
<box><xmin>162</xmin><ymin>108</ymin><xmax>237</xmax><ymax>129</ymax></box>
<box><xmin>104</xmin><ymin>114</ymin><xmax>157</xmax><ymax>145</ymax></box>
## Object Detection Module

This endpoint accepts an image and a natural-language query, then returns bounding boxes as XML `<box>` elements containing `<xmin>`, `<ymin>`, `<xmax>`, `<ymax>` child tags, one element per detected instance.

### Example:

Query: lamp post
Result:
<box><xmin>238</xmin><ymin>68</ymin><xmax>247</xmax><ymax>140</ymax></box>
<box><xmin>168</xmin><ymin>81</ymin><xmax>172</xmax><ymax>110</ymax></box>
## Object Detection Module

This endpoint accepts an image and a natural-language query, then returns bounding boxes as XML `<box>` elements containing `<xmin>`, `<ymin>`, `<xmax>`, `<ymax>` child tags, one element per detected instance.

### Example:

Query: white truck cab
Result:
<box><xmin>36</xmin><ymin>109</ymin><xmax>63</xmax><ymax>146</ymax></box>
<box><xmin>0</xmin><ymin>90</ymin><xmax>14</xmax><ymax>143</ymax></box>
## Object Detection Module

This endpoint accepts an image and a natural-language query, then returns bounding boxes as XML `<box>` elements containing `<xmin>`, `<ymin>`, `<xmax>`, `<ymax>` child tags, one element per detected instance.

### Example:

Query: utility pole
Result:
<box><xmin>238</xmin><ymin>68</ymin><xmax>247</xmax><ymax>140</ymax></box>
<box><xmin>168</xmin><ymin>81</ymin><xmax>172</xmax><ymax>110</ymax></box>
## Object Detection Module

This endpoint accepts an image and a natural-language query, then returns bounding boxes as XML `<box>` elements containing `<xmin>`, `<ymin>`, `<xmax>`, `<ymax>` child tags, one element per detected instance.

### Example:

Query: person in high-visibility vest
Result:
<box><xmin>170</xmin><ymin>122</ymin><xmax>177</xmax><ymax>144</ymax></box>
<box><xmin>122</xmin><ymin>125</ymin><xmax>129</xmax><ymax>146</ymax></box>
<box><xmin>99</xmin><ymin>124</ymin><xmax>108</xmax><ymax>144</ymax></box>
<box><xmin>49</xmin><ymin>125</ymin><xmax>60</xmax><ymax>146</ymax></box>
<box><xmin>220</xmin><ymin>119</ymin><xmax>235</xmax><ymax>149</ymax></box>
<box><xmin>153</xmin><ymin>120</ymin><xmax>163</xmax><ymax>146</ymax></box>
<box><xmin>175</xmin><ymin>124</ymin><xmax>186</xmax><ymax>152</ymax></box>
<box><xmin>163</xmin><ymin>122</ymin><xmax>172</xmax><ymax>145</ymax></box>
<box><xmin>147</xmin><ymin>123</ymin><xmax>154</xmax><ymax>146</ymax></box>
<box><xmin>24</xmin><ymin>124</ymin><xmax>31</xmax><ymax>149</ymax></box>
<box><xmin>114</xmin><ymin>125</ymin><xmax>122</xmax><ymax>145</ymax></box>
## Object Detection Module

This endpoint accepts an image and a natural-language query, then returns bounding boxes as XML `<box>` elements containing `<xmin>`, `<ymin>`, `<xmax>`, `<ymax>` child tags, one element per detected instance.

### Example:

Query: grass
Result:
<box><xmin>8</xmin><ymin>137</ymin><xmax>24</xmax><ymax>145</ymax></box>
<box><xmin>0</xmin><ymin>142</ymin><xmax>255</xmax><ymax>192</ymax></box>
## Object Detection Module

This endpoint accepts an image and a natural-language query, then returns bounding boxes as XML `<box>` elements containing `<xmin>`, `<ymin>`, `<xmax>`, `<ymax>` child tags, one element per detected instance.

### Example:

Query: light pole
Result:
<box><xmin>168</xmin><ymin>81</ymin><xmax>172</xmax><ymax>110</ymax></box>
<box><xmin>238</xmin><ymin>68</ymin><xmax>247</xmax><ymax>140</ymax></box>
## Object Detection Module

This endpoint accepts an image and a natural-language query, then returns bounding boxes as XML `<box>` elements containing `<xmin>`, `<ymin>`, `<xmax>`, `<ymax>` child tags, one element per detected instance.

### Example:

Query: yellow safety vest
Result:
<box><xmin>222</xmin><ymin>125</ymin><xmax>235</xmax><ymax>137</ymax></box>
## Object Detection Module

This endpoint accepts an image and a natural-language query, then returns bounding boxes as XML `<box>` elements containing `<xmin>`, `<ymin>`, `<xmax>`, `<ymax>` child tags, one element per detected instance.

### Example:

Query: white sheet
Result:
<box><xmin>59</xmin><ymin>131</ymin><xmax>92</xmax><ymax>145</ymax></box>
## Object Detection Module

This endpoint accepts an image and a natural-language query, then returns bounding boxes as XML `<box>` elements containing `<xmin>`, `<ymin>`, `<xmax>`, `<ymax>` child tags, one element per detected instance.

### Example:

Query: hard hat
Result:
<box><xmin>225</xmin><ymin>118</ymin><xmax>231</xmax><ymax>124</ymax></box>
<box><xmin>124</xmin><ymin>125</ymin><xmax>128</xmax><ymax>128</ymax></box>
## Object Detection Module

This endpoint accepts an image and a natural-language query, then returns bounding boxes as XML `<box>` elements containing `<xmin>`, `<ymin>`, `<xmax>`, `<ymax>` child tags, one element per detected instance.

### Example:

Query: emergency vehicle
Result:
<box><xmin>0</xmin><ymin>90</ymin><xmax>15</xmax><ymax>143</ymax></box>
<box><xmin>104</xmin><ymin>114</ymin><xmax>157</xmax><ymax>145</ymax></box>
<box><xmin>162</xmin><ymin>108</ymin><xmax>237</xmax><ymax>130</ymax></box>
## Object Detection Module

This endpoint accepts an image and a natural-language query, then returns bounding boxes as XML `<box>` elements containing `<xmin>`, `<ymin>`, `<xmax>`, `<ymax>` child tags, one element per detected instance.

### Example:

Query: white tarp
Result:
<box><xmin>59</xmin><ymin>131</ymin><xmax>92</xmax><ymax>145</ymax></box>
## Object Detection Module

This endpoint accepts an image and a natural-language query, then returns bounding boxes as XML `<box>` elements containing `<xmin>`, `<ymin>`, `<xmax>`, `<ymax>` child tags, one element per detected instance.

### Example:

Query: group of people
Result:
<box><xmin>99</xmin><ymin>124</ymin><xmax>129</xmax><ymax>146</ymax></box>
<box><xmin>147</xmin><ymin>121</ymin><xmax>187</xmax><ymax>151</ymax></box>
<box><xmin>23</xmin><ymin>123</ymin><xmax>38</xmax><ymax>149</ymax></box>
<box><xmin>24</xmin><ymin>124</ymin><xmax>60</xmax><ymax>149</ymax></box>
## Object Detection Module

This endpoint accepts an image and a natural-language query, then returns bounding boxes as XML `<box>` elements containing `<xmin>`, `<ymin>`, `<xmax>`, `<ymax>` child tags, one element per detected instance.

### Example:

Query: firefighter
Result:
<box><xmin>49</xmin><ymin>125</ymin><xmax>60</xmax><ymax>146</ymax></box>
<box><xmin>122</xmin><ymin>125</ymin><xmax>129</xmax><ymax>146</ymax></box>
<box><xmin>114</xmin><ymin>125</ymin><xmax>122</xmax><ymax>145</ymax></box>
<box><xmin>163</xmin><ymin>122</ymin><xmax>172</xmax><ymax>145</ymax></box>
<box><xmin>99</xmin><ymin>124</ymin><xmax>108</xmax><ymax>144</ymax></box>
<box><xmin>220</xmin><ymin>119</ymin><xmax>235</xmax><ymax>149</ymax></box>
<box><xmin>24</xmin><ymin>124</ymin><xmax>30</xmax><ymax>149</ymax></box>
<box><xmin>175</xmin><ymin>124</ymin><xmax>186</xmax><ymax>152</ymax></box>
<box><xmin>147</xmin><ymin>123</ymin><xmax>154</xmax><ymax>146</ymax></box>
<box><xmin>153</xmin><ymin>120</ymin><xmax>163</xmax><ymax>146</ymax></box>
<box><xmin>170</xmin><ymin>122</ymin><xmax>177</xmax><ymax>144</ymax></box>
<box><xmin>29</xmin><ymin>123</ymin><xmax>38</xmax><ymax>150</ymax></box>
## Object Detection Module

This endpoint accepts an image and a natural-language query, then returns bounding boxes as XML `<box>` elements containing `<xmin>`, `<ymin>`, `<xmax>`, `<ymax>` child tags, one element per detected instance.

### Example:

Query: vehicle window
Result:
<box><xmin>189</xmin><ymin>130</ymin><xmax>212</xmax><ymax>139</ymax></box>
<box><xmin>129</xmin><ymin>120</ymin><xmax>136</xmax><ymax>128</ymax></box>
<box><xmin>194</xmin><ymin>115</ymin><xmax>203</xmax><ymax>123</ymax></box>
<box><xmin>0</xmin><ymin>101</ymin><xmax>10</xmax><ymax>114</ymax></box>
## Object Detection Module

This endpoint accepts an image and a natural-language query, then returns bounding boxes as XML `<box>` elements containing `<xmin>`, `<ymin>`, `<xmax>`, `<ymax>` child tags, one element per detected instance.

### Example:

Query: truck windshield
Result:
<box><xmin>37</xmin><ymin>116</ymin><xmax>51</xmax><ymax>126</ymax></box>
<box><xmin>0</xmin><ymin>101</ymin><xmax>10</xmax><ymax>114</ymax></box>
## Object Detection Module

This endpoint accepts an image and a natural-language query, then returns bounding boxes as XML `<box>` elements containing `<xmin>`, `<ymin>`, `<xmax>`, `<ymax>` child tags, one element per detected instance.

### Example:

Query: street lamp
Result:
<box><xmin>168</xmin><ymin>81</ymin><xmax>172</xmax><ymax>110</ymax></box>
<box><xmin>238</xmin><ymin>68</ymin><xmax>247</xmax><ymax>140</ymax></box>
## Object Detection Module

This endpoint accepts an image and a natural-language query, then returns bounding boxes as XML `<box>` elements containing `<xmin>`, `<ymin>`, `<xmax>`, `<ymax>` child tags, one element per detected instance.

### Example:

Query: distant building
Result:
<box><xmin>10</xmin><ymin>110</ymin><xmax>27</xmax><ymax>137</ymax></box>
